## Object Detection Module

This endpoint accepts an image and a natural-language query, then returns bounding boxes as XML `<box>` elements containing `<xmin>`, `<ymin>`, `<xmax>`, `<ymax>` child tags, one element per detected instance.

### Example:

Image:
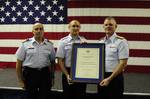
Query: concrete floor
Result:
<box><xmin>0</xmin><ymin>68</ymin><xmax>150</xmax><ymax>93</ymax></box>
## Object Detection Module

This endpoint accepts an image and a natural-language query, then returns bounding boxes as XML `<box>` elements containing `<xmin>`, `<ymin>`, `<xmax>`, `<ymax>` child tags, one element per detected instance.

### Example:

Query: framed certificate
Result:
<box><xmin>71</xmin><ymin>43</ymin><xmax>105</xmax><ymax>84</ymax></box>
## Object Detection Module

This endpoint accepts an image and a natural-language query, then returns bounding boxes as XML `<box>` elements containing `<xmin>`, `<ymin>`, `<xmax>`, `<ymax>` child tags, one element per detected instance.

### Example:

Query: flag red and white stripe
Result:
<box><xmin>0</xmin><ymin>0</ymin><xmax>150</xmax><ymax>73</ymax></box>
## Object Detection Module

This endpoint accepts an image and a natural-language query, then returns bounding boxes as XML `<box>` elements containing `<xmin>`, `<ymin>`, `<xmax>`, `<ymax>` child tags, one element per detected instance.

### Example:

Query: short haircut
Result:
<box><xmin>104</xmin><ymin>16</ymin><xmax>117</xmax><ymax>23</ymax></box>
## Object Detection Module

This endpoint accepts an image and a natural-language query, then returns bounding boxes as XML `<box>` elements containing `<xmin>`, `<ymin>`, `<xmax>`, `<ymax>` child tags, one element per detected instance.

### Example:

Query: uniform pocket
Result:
<box><xmin>26</xmin><ymin>49</ymin><xmax>35</xmax><ymax>55</ymax></box>
<box><xmin>110</xmin><ymin>47</ymin><xmax>117</xmax><ymax>52</ymax></box>
<box><xmin>64</xmin><ymin>45</ymin><xmax>72</xmax><ymax>50</ymax></box>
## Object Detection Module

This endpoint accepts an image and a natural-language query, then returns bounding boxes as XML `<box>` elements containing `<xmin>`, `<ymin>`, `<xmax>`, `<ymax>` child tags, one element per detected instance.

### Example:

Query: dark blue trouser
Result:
<box><xmin>62</xmin><ymin>68</ymin><xmax>86</xmax><ymax>98</ymax></box>
<box><xmin>98</xmin><ymin>72</ymin><xmax>124</xmax><ymax>99</ymax></box>
<box><xmin>23</xmin><ymin>66</ymin><xmax>52</xmax><ymax>99</ymax></box>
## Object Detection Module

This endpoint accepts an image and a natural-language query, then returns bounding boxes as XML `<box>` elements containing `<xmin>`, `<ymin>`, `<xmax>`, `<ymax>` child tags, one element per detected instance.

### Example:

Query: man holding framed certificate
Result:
<box><xmin>98</xmin><ymin>16</ymin><xmax>129</xmax><ymax>99</ymax></box>
<box><xmin>56</xmin><ymin>20</ymin><xmax>87</xmax><ymax>97</ymax></box>
<box><xmin>71</xmin><ymin>43</ymin><xmax>105</xmax><ymax>84</ymax></box>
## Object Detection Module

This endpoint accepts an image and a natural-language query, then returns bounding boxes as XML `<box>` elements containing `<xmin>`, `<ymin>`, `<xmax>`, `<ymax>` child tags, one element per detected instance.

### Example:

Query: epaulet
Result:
<box><xmin>116</xmin><ymin>35</ymin><xmax>125</xmax><ymax>39</ymax></box>
<box><xmin>80</xmin><ymin>36</ymin><xmax>87</xmax><ymax>42</ymax></box>
<box><xmin>46</xmin><ymin>39</ymin><xmax>53</xmax><ymax>45</ymax></box>
<box><xmin>61</xmin><ymin>36</ymin><xmax>68</xmax><ymax>41</ymax></box>
<box><xmin>22</xmin><ymin>38</ymin><xmax>31</xmax><ymax>43</ymax></box>
<box><xmin>99</xmin><ymin>37</ymin><xmax>105</xmax><ymax>41</ymax></box>
<box><xmin>80</xmin><ymin>36</ymin><xmax>86</xmax><ymax>39</ymax></box>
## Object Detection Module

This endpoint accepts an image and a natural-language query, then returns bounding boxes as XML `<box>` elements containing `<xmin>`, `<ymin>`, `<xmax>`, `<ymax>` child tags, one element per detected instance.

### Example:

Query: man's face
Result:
<box><xmin>103</xmin><ymin>19</ymin><xmax>117</xmax><ymax>35</ymax></box>
<box><xmin>32</xmin><ymin>23</ymin><xmax>44</xmax><ymax>38</ymax></box>
<box><xmin>69</xmin><ymin>21</ymin><xmax>81</xmax><ymax>36</ymax></box>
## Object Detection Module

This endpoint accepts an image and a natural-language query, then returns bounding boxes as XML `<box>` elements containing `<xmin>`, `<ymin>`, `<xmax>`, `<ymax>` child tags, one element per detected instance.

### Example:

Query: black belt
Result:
<box><xmin>105</xmin><ymin>72</ymin><xmax>123</xmax><ymax>78</ymax></box>
<box><xmin>23</xmin><ymin>66</ymin><xmax>48</xmax><ymax>71</ymax></box>
<box><xmin>66</xmin><ymin>67</ymin><xmax>71</xmax><ymax>71</ymax></box>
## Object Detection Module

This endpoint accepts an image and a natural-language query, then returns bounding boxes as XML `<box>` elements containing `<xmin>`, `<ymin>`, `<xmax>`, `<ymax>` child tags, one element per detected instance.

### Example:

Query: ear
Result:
<box><xmin>79</xmin><ymin>25</ymin><xmax>81</xmax><ymax>29</ymax></box>
<box><xmin>32</xmin><ymin>30</ymin><xmax>34</xmax><ymax>33</ymax></box>
<box><xmin>115</xmin><ymin>24</ymin><xmax>117</xmax><ymax>28</ymax></box>
<box><xmin>103</xmin><ymin>25</ymin><xmax>105</xmax><ymax>29</ymax></box>
<box><xmin>68</xmin><ymin>24</ymin><xmax>70</xmax><ymax>29</ymax></box>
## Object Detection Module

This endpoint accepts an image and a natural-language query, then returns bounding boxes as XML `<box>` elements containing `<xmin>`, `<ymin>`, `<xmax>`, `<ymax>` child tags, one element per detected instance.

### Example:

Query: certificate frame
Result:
<box><xmin>71</xmin><ymin>43</ymin><xmax>105</xmax><ymax>84</ymax></box>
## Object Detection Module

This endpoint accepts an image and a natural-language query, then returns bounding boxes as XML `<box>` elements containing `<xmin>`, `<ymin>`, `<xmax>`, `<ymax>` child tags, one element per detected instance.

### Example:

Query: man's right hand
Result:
<box><xmin>67</xmin><ymin>75</ymin><xmax>73</xmax><ymax>85</ymax></box>
<box><xmin>19</xmin><ymin>81</ymin><xmax>25</xmax><ymax>89</ymax></box>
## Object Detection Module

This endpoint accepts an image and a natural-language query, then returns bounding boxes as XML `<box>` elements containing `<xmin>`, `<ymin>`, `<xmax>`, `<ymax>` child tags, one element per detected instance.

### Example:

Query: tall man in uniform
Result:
<box><xmin>98</xmin><ymin>17</ymin><xmax>129</xmax><ymax>99</ymax></box>
<box><xmin>56</xmin><ymin>20</ymin><xmax>87</xmax><ymax>97</ymax></box>
<box><xmin>16</xmin><ymin>23</ymin><xmax>55</xmax><ymax>99</ymax></box>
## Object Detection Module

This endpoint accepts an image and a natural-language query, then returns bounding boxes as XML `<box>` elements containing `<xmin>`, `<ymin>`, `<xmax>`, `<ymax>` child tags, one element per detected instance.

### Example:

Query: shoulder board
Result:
<box><xmin>22</xmin><ymin>38</ymin><xmax>31</xmax><ymax>43</ymax></box>
<box><xmin>80</xmin><ymin>36</ymin><xmax>86</xmax><ymax>39</ymax></box>
<box><xmin>99</xmin><ymin>37</ymin><xmax>105</xmax><ymax>41</ymax></box>
<box><xmin>46</xmin><ymin>39</ymin><xmax>53</xmax><ymax>45</ymax></box>
<box><xmin>79</xmin><ymin>36</ymin><xmax>87</xmax><ymax>42</ymax></box>
<box><xmin>116</xmin><ymin>35</ymin><xmax>125</xmax><ymax>39</ymax></box>
<box><xmin>61</xmin><ymin>36</ymin><xmax>68</xmax><ymax>41</ymax></box>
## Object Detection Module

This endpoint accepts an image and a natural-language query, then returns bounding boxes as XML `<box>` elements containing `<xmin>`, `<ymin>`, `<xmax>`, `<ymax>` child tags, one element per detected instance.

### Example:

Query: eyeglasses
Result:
<box><xmin>34</xmin><ymin>28</ymin><xmax>43</xmax><ymax>31</ymax></box>
<box><xmin>72</xmin><ymin>25</ymin><xmax>80</xmax><ymax>27</ymax></box>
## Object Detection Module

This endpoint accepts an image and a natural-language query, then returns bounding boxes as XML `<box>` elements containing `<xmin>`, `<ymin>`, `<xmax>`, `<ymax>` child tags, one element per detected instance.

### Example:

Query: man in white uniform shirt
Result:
<box><xmin>56</xmin><ymin>20</ymin><xmax>86</xmax><ymax>97</ymax></box>
<box><xmin>16</xmin><ymin>23</ymin><xmax>55</xmax><ymax>99</ymax></box>
<box><xmin>98</xmin><ymin>17</ymin><xmax>129</xmax><ymax>99</ymax></box>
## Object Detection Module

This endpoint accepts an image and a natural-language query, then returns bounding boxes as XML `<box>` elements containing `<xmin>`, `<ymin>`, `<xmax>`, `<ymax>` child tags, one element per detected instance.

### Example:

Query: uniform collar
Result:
<box><xmin>30</xmin><ymin>37</ymin><xmax>36</xmax><ymax>44</ymax></box>
<box><xmin>104</xmin><ymin>33</ymin><xmax>117</xmax><ymax>43</ymax></box>
<box><xmin>68</xmin><ymin>34</ymin><xmax>81</xmax><ymax>41</ymax></box>
<box><xmin>31</xmin><ymin>37</ymin><xmax>47</xmax><ymax>45</ymax></box>
<box><xmin>43</xmin><ymin>39</ymin><xmax>49</xmax><ymax>45</ymax></box>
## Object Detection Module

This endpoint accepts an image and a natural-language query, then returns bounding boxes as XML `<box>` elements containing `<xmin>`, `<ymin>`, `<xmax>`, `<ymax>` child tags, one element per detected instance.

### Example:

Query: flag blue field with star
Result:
<box><xmin>0</xmin><ymin>0</ymin><xmax>67</xmax><ymax>24</ymax></box>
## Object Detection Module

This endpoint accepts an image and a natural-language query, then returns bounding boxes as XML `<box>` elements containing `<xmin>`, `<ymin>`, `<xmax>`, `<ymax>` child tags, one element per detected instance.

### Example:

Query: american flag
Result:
<box><xmin>0</xmin><ymin>0</ymin><xmax>150</xmax><ymax>73</ymax></box>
